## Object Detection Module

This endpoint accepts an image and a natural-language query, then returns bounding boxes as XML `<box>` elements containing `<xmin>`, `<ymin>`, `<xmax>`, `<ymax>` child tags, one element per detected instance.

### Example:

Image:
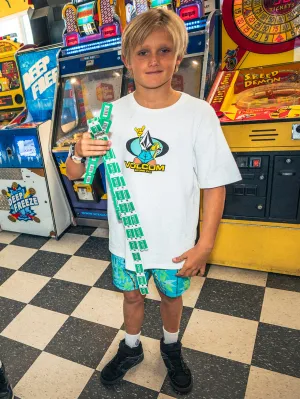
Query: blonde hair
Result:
<box><xmin>121</xmin><ymin>9</ymin><xmax>188</xmax><ymax>63</ymax></box>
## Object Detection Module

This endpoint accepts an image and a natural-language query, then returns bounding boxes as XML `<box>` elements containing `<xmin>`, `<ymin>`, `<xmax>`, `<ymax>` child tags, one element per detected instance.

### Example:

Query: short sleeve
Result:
<box><xmin>194</xmin><ymin>102</ymin><xmax>242</xmax><ymax>189</ymax></box>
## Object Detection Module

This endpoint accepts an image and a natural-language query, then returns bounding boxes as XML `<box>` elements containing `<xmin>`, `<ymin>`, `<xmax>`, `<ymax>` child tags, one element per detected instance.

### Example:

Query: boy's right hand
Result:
<box><xmin>75</xmin><ymin>132</ymin><xmax>111</xmax><ymax>158</ymax></box>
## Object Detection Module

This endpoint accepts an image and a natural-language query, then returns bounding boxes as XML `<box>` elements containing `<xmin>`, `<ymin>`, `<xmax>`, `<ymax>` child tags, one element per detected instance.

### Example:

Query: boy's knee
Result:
<box><xmin>124</xmin><ymin>290</ymin><xmax>145</xmax><ymax>304</ymax></box>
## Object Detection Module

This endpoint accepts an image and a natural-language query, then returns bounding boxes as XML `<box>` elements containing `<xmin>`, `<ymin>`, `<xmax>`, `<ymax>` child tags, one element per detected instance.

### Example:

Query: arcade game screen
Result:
<box><xmin>211</xmin><ymin>62</ymin><xmax>300</xmax><ymax>122</ymax></box>
<box><xmin>0</xmin><ymin>60</ymin><xmax>22</xmax><ymax>126</ymax></box>
<box><xmin>172</xmin><ymin>56</ymin><xmax>203</xmax><ymax>97</ymax></box>
<box><xmin>54</xmin><ymin>67</ymin><xmax>124</xmax><ymax>148</ymax></box>
<box><xmin>0</xmin><ymin>60</ymin><xmax>20</xmax><ymax>93</ymax></box>
<box><xmin>15</xmin><ymin>137</ymin><xmax>38</xmax><ymax>158</ymax></box>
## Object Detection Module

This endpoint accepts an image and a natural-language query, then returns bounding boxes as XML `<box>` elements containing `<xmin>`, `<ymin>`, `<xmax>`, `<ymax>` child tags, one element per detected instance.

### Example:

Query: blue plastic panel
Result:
<box><xmin>0</xmin><ymin>128</ymin><xmax>43</xmax><ymax>168</ymax></box>
<box><xmin>60</xmin><ymin>49</ymin><xmax>123</xmax><ymax>76</ymax></box>
<box><xmin>75</xmin><ymin>208</ymin><xmax>108</xmax><ymax>219</ymax></box>
<box><xmin>187</xmin><ymin>32</ymin><xmax>206</xmax><ymax>54</ymax></box>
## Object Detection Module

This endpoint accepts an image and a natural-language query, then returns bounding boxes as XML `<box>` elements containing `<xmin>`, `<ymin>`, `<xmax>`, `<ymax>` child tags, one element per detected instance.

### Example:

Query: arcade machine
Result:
<box><xmin>51</xmin><ymin>0</ymin><xmax>127</xmax><ymax>226</ymax></box>
<box><xmin>51</xmin><ymin>0</ymin><xmax>221</xmax><ymax>226</ymax></box>
<box><xmin>0</xmin><ymin>45</ymin><xmax>72</xmax><ymax>237</ymax></box>
<box><xmin>207</xmin><ymin>0</ymin><xmax>300</xmax><ymax>275</ymax></box>
<box><xmin>0</xmin><ymin>36</ymin><xmax>25</xmax><ymax>128</ymax></box>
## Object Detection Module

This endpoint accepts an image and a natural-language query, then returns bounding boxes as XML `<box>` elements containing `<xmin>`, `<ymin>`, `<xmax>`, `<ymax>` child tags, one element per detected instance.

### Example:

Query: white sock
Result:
<box><xmin>125</xmin><ymin>332</ymin><xmax>141</xmax><ymax>348</ymax></box>
<box><xmin>163</xmin><ymin>326</ymin><xmax>179</xmax><ymax>344</ymax></box>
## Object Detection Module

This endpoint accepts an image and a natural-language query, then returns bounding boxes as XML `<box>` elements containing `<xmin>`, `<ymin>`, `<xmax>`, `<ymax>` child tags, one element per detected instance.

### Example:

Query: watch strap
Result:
<box><xmin>69</xmin><ymin>143</ymin><xmax>86</xmax><ymax>163</ymax></box>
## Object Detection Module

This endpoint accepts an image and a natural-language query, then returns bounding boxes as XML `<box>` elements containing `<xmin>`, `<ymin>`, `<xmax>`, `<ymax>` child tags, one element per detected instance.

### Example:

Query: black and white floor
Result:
<box><xmin>0</xmin><ymin>226</ymin><xmax>299</xmax><ymax>399</ymax></box>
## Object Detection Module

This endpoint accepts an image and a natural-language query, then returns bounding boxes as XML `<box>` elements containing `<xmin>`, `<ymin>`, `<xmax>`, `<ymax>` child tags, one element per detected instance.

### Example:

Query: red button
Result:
<box><xmin>252</xmin><ymin>159</ymin><xmax>261</xmax><ymax>168</ymax></box>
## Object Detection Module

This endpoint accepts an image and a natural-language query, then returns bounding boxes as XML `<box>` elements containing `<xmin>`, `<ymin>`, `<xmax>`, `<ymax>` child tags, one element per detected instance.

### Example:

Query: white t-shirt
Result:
<box><xmin>107</xmin><ymin>92</ymin><xmax>241</xmax><ymax>271</ymax></box>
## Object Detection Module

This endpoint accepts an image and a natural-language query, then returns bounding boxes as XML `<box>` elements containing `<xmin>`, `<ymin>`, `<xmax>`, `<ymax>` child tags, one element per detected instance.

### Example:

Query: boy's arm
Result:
<box><xmin>174</xmin><ymin>186</ymin><xmax>225</xmax><ymax>277</ymax></box>
<box><xmin>173</xmin><ymin>102</ymin><xmax>241</xmax><ymax>277</ymax></box>
<box><xmin>199</xmin><ymin>186</ymin><xmax>226</xmax><ymax>250</ymax></box>
<box><xmin>66</xmin><ymin>157</ymin><xmax>86</xmax><ymax>180</ymax></box>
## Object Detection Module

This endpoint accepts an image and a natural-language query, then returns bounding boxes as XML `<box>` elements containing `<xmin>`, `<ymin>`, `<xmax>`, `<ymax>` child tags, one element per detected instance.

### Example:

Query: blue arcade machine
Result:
<box><xmin>0</xmin><ymin>45</ymin><xmax>73</xmax><ymax>237</ymax></box>
<box><xmin>51</xmin><ymin>0</ymin><xmax>221</xmax><ymax>227</ymax></box>
<box><xmin>51</xmin><ymin>0</ymin><xmax>125</xmax><ymax>227</ymax></box>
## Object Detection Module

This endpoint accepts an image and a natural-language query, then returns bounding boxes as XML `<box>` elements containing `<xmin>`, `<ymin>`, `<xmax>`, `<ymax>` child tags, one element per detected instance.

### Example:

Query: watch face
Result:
<box><xmin>223</xmin><ymin>0</ymin><xmax>300</xmax><ymax>54</ymax></box>
<box><xmin>68</xmin><ymin>143</ymin><xmax>75</xmax><ymax>157</ymax></box>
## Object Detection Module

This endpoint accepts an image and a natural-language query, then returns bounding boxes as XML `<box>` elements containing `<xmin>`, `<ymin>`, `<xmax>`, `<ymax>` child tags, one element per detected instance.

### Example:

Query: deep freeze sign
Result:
<box><xmin>23</xmin><ymin>55</ymin><xmax>57</xmax><ymax>100</ymax></box>
<box><xmin>2</xmin><ymin>183</ymin><xmax>40</xmax><ymax>223</ymax></box>
<box><xmin>17</xmin><ymin>47</ymin><xmax>59</xmax><ymax>122</ymax></box>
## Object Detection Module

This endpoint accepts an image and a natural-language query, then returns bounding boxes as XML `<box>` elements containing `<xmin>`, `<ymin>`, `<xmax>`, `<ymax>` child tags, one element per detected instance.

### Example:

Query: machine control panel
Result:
<box><xmin>226</xmin><ymin>155</ymin><xmax>268</xmax><ymax>201</ymax></box>
<box><xmin>224</xmin><ymin>152</ymin><xmax>300</xmax><ymax>224</ymax></box>
<box><xmin>236</xmin><ymin>156</ymin><xmax>262</xmax><ymax>169</ymax></box>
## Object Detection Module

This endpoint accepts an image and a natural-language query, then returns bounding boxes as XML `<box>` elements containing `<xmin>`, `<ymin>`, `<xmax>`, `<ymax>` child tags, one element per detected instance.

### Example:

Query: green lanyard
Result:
<box><xmin>84</xmin><ymin>103</ymin><xmax>149</xmax><ymax>295</ymax></box>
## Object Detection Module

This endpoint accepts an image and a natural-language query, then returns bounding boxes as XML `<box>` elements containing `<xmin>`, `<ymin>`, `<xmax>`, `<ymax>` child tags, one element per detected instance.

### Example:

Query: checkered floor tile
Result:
<box><xmin>0</xmin><ymin>228</ymin><xmax>300</xmax><ymax>399</ymax></box>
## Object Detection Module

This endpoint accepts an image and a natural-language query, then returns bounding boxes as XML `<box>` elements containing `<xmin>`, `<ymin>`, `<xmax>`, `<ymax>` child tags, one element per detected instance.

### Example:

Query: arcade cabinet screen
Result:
<box><xmin>172</xmin><ymin>56</ymin><xmax>203</xmax><ymax>97</ymax></box>
<box><xmin>0</xmin><ymin>110</ymin><xmax>19</xmax><ymax>126</ymax></box>
<box><xmin>0</xmin><ymin>61</ymin><xmax>20</xmax><ymax>92</ymax></box>
<box><xmin>54</xmin><ymin>67</ymin><xmax>124</xmax><ymax>148</ymax></box>
<box><xmin>77</xmin><ymin>2</ymin><xmax>95</xmax><ymax>25</ymax></box>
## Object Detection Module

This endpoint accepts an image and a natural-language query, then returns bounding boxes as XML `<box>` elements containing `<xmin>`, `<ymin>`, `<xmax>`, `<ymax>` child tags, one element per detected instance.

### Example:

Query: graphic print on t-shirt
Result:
<box><xmin>125</xmin><ymin>125</ymin><xmax>169</xmax><ymax>174</ymax></box>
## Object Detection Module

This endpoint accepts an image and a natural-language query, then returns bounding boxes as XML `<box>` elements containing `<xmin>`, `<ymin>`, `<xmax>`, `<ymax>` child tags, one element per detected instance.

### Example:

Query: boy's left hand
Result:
<box><xmin>173</xmin><ymin>245</ymin><xmax>212</xmax><ymax>277</ymax></box>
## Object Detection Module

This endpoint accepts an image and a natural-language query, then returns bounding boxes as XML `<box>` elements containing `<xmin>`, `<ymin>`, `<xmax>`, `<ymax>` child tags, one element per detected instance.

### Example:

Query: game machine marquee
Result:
<box><xmin>207</xmin><ymin>0</ymin><xmax>300</xmax><ymax>275</ymax></box>
<box><xmin>51</xmin><ymin>0</ymin><xmax>132</xmax><ymax>226</ymax></box>
<box><xmin>0</xmin><ymin>45</ymin><xmax>72</xmax><ymax>238</ymax></box>
<box><xmin>0</xmin><ymin>36</ymin><xmax>25</xmax><ymax>128</ymax></box>
<box><xmin>62</xmin><ymin>0</ymin><xmax>122</xmax><ymax>47</ymax></box>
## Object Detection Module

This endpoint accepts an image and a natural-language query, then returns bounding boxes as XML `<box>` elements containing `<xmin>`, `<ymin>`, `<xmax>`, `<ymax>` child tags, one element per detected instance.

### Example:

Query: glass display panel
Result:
<box><xmin>172</xmin><ymin>56</ymin><xmax>203</xmax><ymax>97</ymax></box>
<box><xmin>61</xmin><ymin>79</ymin><xmax>79</xmax><ymax>134</ymax></box>
<box><xmin>54</xmin><ymin>67</ymin><xmax>124</xmax><ymax>148</ymax></box>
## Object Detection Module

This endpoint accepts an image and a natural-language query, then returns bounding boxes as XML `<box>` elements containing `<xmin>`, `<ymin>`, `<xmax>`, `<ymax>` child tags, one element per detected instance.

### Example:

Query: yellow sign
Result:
<box><xmin>0</xmin><ymin>0</ymin><xmax>31</xmax><ymax>18</ymax></box>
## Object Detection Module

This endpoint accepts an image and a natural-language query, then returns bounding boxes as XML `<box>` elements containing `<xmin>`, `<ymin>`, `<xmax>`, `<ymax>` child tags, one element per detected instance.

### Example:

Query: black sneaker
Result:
<box><xmin>100</xmin><ymin>339</ymin><xmax>144</xmax><ymax>385</ymax></box>
<box><xmin>0</xmin><ymin>362</ymin><xmax>14</xmax><ymax>399</ymax></box>
<box><xmin>160</xmin><ymin>338</ymin><xmax>193</xmax><ymax>394</ymax></box>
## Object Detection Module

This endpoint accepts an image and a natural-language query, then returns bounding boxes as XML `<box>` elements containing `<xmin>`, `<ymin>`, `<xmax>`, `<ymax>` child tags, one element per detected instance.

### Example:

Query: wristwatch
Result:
<box><xmin>69</xmin><ymin>143</ymin><xmax>86</xmax><ymax>164</ymax></box>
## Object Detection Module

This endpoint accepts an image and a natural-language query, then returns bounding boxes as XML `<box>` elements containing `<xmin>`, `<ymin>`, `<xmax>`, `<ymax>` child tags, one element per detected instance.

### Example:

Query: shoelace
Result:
<box><xmin>110</xmin><ymin>349</ymin><xmax>130</xmax><ymax>367</ymax></box>
<box><xmin>168</xmin><ymin>352</ymin><xmax>189</xmax><ymax>375</ymax></box>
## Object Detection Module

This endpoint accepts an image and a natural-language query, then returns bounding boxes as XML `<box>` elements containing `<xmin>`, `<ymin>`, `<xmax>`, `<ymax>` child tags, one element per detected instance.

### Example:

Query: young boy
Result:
<box><xmin>0</xmin><ymin>361</ymin><xmax>13</xmax><ymax>399</ymax></box>
<box><xmin>66</xmin><ymin>9</ymin><xmax>241</xmax><ymax>394</ymax></box>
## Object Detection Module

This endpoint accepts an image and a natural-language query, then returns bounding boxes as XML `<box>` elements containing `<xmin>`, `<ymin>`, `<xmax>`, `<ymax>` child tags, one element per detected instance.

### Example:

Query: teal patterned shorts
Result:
<box><xmin>111</xmin><ymin>254</ymin><xmax>191</xmax><ymax>298</ymax></box>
